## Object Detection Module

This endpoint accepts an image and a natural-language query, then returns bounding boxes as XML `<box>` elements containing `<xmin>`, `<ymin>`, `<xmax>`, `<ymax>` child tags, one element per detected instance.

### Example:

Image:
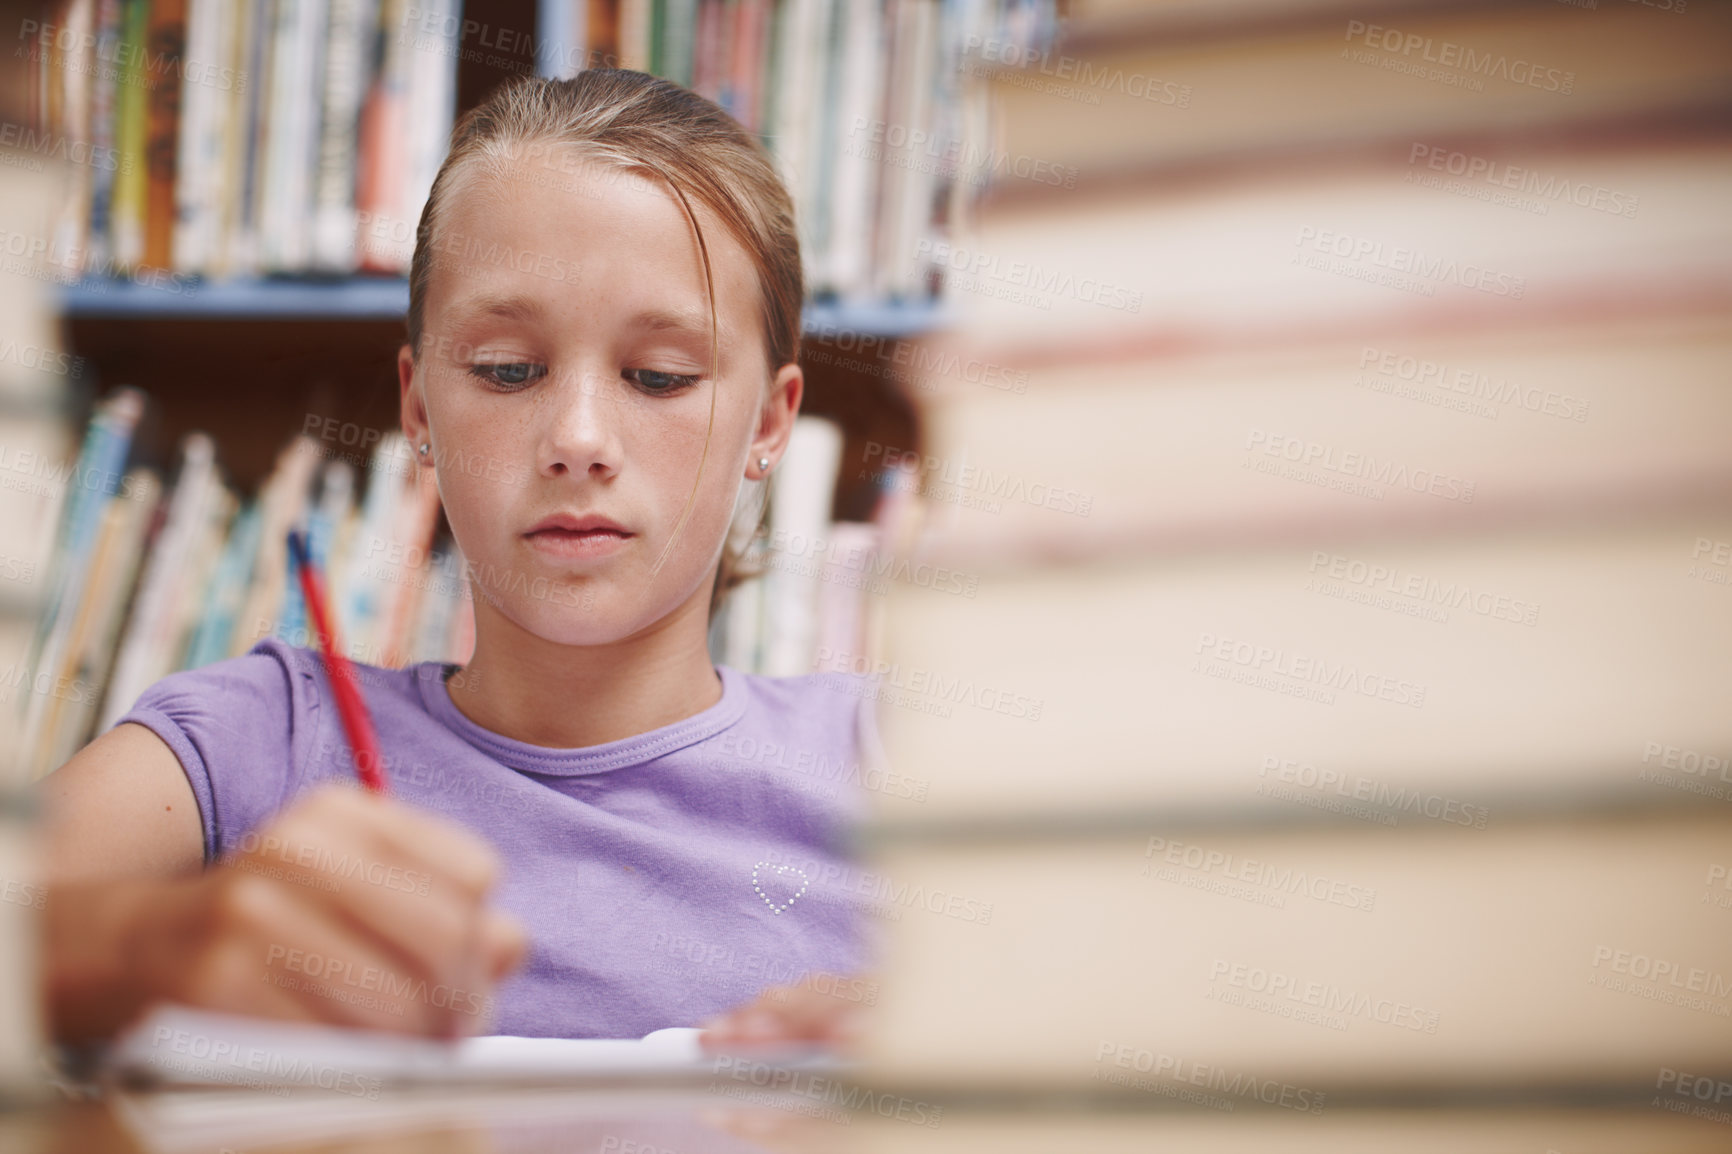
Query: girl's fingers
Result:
<box><xmin>216</xmin><ymin>788</ymin><xmax>522</xmax><ymax>1037</ymax></box>
<box><xmin>270</xmin><ymin>785</ymin><xmax>503</xmax><ymax>902</ymax></box>
<box><xmin>699</xmin><ymin>976</ymin><xmax>867</xmax><ymax>1052</ymax></box>
<box><xmin>194</xmin><ymin>871</ymin><xmax>453</xmax><ymax>1034</ymax></box>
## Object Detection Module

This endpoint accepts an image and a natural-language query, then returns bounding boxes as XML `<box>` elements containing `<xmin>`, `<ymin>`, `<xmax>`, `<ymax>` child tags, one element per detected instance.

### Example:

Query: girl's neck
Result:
<box><xmin>443</xmin><ymin>588</ymin><xmax>724</xmax><ymax>749</ymax></box>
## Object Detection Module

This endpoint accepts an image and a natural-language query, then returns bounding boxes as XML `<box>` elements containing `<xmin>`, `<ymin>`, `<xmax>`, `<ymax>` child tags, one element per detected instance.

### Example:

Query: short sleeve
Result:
<box><xmin>114</xmin><ymin>640</ymin><xmax>322</xmax><ymax>864</ymax></box>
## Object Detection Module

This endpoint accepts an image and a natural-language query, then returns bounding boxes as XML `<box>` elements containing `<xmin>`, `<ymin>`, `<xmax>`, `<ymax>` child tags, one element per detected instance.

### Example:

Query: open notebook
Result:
<box><xmin>103</xmin><ymin>1003</ymin><xmax>841</xmax><ymax>1089</ymax></box>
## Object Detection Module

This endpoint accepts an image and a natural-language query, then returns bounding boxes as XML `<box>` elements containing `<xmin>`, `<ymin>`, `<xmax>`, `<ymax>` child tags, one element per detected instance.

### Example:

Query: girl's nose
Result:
<box><xmin>536</xmin><ymin>364</ymin><xmax>623</xmax><ymax>480</ymax></box>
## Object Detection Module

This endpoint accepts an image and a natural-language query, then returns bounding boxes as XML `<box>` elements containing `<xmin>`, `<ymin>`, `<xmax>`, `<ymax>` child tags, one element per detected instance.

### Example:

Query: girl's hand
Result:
<box><xmin>48</xmin><ymin>783</ymin><xmax>528</xmax><ymax>1043</ymax></box>
<box><xmin>698</xmin><ymin>975</ymin><xmax>871</xmax><ymax>1055</ymax></box>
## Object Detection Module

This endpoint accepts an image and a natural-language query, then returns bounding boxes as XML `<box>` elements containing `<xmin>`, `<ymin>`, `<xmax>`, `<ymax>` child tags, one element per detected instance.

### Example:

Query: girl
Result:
<box><xmin>42</xmin><ymin>70</ymin><xmax>871</xmax><ymax>1049</ymax></box>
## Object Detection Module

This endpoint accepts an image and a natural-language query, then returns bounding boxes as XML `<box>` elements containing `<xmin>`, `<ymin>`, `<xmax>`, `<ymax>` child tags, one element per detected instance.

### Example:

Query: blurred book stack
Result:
<box><xmin>845</xmin><ymin>0</ymin><xmax>1732</xmax><ymax>1141</ymax></box>
<box><xmin>0</xmin><ymin>66</ymin><xmax>76</xmax><ymax>1098</ymax></box>
<box><xmin>23</xmin><ymin>0</ymin><xmax>461</xmax><ymax>279</ymax></box>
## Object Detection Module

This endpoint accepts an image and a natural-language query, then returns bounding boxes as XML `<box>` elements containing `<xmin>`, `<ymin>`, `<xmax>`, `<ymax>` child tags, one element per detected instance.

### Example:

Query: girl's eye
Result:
<box><xmin>468</xmin><ymin>363</ymin><xmax>546</xmax><ymax>390</ymax></box>
<box><xmin>623</xmin><ymin>368</ymin><xmax>700</xmax><ymax>394</ymax></box>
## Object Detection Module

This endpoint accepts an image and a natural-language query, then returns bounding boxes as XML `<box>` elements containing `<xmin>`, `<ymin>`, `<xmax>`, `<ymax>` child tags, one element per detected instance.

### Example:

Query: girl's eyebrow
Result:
<box><xmin>630</xmin><ymin>308</ymin><xmax>710</xmax><ymax>337</ymax></box>
<box><xmin>449</xmin><ymin>293</ymin><xmax>544</xmax><ymax>323</ymax></box>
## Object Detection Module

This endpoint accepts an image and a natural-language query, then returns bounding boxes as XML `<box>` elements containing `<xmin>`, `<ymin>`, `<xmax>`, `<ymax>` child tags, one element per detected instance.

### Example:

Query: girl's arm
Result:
<box><xmin>39</xmin><ymin>724</ymin><xmax>527</xmax><ymax>1044</ymax></box>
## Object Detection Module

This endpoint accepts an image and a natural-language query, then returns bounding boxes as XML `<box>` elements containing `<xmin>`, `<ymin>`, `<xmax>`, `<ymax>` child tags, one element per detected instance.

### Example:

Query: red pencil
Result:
<box><xmin>287</xmin><ymin>530</ymin><xmax>390</xmax><ymax>794</ymax></box>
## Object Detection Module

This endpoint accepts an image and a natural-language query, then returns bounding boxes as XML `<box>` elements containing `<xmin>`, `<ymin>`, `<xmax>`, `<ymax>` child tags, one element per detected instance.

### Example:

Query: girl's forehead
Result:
<box><xmin>431</xmin><ymin>155</ymin><xmax>763</xmax><ymax>335</ymax></box>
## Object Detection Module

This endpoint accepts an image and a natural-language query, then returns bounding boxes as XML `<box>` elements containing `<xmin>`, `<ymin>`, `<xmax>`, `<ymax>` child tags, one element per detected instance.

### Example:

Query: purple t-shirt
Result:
<box><xmin>118</xmin><ymin>638</ymin><xmax>876</xmax><ymax>1039</ymax></box>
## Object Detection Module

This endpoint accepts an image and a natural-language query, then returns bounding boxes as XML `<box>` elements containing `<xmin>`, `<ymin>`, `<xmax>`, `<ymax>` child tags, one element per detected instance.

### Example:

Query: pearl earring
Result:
<box><xmin>418</xmin><ymin>442</ymin><xmax>430</xmax><ymax>458</ymax></box>
<box><xmin>757</xmin><ymin>456</ymin><xmax>770</xmax><ymax>474</ymax></box>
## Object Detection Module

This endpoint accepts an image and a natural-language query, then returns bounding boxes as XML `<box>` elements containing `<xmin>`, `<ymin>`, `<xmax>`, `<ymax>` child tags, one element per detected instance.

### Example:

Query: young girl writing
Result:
<box><xmin>41</xmin><ymin>69</ymin><xmax>872</xmax><ymax>1049</ymax></box>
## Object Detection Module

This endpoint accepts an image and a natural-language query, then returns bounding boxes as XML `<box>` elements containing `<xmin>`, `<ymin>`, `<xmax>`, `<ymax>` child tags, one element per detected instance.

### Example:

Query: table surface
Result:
<box><xmin>3</xmin><ymin>1084</ymin><xmax>1731</xmax><ymax>1154</ymax></box>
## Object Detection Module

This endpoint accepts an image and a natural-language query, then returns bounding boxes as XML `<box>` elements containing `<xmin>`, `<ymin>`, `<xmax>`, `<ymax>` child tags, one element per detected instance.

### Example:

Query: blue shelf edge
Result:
<box><xmin>59</xmin><ymin>275</ymin><xmax>413</xmax><ymax>320</ymax></box>
<box><xmin>60</xmin><ymin>276</ymin><xmax>950</xmax><ymax>337</ymax></box>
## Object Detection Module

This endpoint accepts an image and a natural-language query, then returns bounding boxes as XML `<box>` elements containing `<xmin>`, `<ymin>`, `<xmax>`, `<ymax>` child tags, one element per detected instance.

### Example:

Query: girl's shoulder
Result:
<box><xmin>124</xmin><ymin>637</ymin><xmax>434</xmax><ymax>728</ymax></box>
<box><xmin>115</xmin><ymin>639</ymin><xmax>440</xmax><ymax>860</ymax></box>
<box><xmin>719</xmin><ymin>665</ymin><xmax>881</xmax><ymax>763</ymax></box>
<box><xmin>725</xmin><ymin>663</ymin><xmax>870</xmax><ymax>719</ymax></box>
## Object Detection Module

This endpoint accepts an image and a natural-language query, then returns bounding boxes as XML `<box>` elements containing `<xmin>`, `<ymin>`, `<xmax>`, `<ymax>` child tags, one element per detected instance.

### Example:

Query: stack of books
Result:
<box><xmin>0</xmin><ymin>91</ymin><xmax>79</xmax><ymax>1098</ymax></box>
<box><xmin>845</xmin><ymin>0</ymin><xmax>1732</xmax><ymax>1135</ymax></box>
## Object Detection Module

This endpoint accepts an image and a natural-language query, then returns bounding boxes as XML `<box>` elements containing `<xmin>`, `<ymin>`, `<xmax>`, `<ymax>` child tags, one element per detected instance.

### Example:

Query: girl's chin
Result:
<box><xmin>492</xmin><ymin>587</ymin><xmax>696</xmax><ymax>648</ymax></box>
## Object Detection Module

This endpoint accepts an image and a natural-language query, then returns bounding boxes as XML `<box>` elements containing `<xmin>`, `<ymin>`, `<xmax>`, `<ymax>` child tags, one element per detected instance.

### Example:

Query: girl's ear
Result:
<box><xmin>398</xmin><ymin>344</ymin><xmax>432</xmax><ymax>462</ymax></box>
<box><xmin>748</xmin><ymin>362</ymin><xmax>804</xmax><ymax>480</ymax></box>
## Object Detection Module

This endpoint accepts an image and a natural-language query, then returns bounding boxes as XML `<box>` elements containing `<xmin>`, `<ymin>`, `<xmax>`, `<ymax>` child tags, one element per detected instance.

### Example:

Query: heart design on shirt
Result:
<box><xmin>752</xmin><ymin>862</ymin><xmax>809</xmax><ymax>915</ymax></box>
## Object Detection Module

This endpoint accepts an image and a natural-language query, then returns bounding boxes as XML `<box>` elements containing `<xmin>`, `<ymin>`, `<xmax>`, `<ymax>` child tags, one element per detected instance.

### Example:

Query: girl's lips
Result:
<box><xmin>524</xmin><ymin>513</ymin><xmax>629</xmax><ymax>535</ymax></box>
<box><xmin>523</xmin><ymin>522</ymin><xmax>634</xmax><ymax>560</ymax></box>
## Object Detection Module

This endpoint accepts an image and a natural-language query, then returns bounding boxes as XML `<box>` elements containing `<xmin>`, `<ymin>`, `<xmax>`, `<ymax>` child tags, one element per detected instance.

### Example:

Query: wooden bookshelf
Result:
<box><xmin>57</xmin><ymin>0</ymin><xmax>949</xmax><ymax>516</ymax></box>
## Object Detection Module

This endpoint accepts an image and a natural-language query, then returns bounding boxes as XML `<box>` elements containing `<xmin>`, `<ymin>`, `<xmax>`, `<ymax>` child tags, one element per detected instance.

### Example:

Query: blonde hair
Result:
<box><xmin>406</xmin><ymin>70</ymin><xmax>802</xmax><ymax>611</ymax></box>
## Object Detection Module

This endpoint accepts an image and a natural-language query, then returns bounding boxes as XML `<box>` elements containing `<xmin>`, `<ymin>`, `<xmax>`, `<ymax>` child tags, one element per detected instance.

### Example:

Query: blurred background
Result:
<box><xmin>2</xmin><ymin>0</ymin><xmax>1731</xmax><ymax>1149</ymax></box>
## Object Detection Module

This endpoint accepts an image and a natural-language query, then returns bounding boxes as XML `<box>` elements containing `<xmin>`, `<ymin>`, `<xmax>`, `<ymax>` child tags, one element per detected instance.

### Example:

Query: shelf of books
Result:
<box><xmin>34</xmin><ymin>0</ymin><xmax>1046</xmax><ymax>321</ymax></box>
<box><xmin>11</xmin><ymin>0</ymin><xmax>1056</xmax><ymax>776</ymax></box>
